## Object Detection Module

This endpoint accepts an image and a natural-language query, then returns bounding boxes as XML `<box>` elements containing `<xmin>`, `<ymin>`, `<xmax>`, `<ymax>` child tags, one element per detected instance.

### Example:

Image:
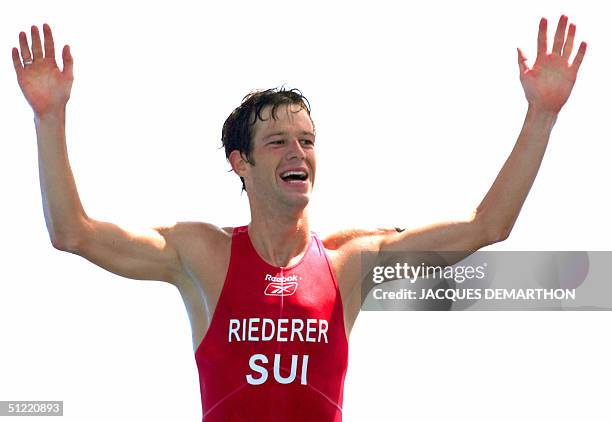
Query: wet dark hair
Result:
<box><xmin>221</xmin><ymin>87</ymin><xmax>314</xmax><ymax>191</ymax></box>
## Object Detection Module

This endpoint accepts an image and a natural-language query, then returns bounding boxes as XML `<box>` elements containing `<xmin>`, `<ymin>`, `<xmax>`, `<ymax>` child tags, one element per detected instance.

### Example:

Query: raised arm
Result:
<box><xmin>13</xmin><ymin>24</ymin><xmax>187</xmax><ymax>285</ymax></box>
<box><xmin>377</xmin><ymin>15</ymin><xmax>587</xmax><ymax>256</ymax></box>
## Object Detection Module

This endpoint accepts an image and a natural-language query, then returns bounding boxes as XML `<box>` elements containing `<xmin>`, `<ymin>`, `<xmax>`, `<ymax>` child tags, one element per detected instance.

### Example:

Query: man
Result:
<box><xmin>12</xmin><ymin>15</ymin><xmax>586</xmax><ymax>421</ymax></box>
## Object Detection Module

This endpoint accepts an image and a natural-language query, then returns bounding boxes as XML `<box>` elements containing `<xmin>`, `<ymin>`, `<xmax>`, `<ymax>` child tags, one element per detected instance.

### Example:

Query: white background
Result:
<box><xmin>1</xmin><ymin>0</ymin><xmax>611</xmax><ymax>421</ymax></box>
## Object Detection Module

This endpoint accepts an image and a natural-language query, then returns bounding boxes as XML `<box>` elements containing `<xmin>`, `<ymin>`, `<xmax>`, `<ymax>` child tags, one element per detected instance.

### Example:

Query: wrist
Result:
<box><xmin>526</xmin><ymin>105</ymin><xmax>558</xmax><ymax>127</ymax></box>
<box><xmin>34</xmin><ymin>107</ymin><xmax>66</xmax><ymax>125</ymax></box>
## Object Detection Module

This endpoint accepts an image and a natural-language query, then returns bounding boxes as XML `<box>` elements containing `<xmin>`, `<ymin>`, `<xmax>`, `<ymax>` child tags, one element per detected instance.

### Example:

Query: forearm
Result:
<box><xmin>475</xmin><ymin>106</ymin><xmax>557</xmax><ymax>242</ymax></box>
<box><xmin>35</xmin><ymin>108</ymin><xmax>88</xmax><ymax>248</ymax></box>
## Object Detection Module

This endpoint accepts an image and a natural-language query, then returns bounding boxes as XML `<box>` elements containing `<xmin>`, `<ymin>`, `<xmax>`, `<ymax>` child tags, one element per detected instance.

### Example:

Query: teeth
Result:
<box><xmin>281</xmin><ymin>170</ymin><xmax>307</xmax><ymax>178</ymax></box>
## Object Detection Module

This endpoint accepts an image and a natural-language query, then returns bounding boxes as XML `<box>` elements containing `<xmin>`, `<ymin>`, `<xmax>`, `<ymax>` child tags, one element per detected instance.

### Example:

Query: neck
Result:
<box><xmin>248</xmin><ymin>201</ymin><xmax>311</xmax><ymax>268</ymax></box>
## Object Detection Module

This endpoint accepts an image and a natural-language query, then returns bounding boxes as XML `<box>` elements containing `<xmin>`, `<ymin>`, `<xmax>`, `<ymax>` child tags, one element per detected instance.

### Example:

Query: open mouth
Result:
<box><xmin>279</xmin><ymin>170</ymin><xmax>308</xmax><ymax>184</ymax></box>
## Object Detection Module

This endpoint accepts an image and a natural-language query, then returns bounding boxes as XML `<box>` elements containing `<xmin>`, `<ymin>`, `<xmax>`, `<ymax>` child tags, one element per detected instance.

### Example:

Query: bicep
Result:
<box><xmin>380</xmin><ymin>219</ymin><xmax>489</xmax><ymax>252</ymax></box>
<box><xmin>70</xmin><ymin>218</ymin><xmax>186</xmax><ymax>285</ymax></box>
<box><xmin>377</xmin><ymin>217</ymin><xmax>491</xmax><ymax>267</ymax></box>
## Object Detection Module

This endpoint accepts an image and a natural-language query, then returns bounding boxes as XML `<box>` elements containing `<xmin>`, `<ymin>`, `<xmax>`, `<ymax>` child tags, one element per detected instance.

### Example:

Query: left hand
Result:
<box><xmin>518</xmin><ymin>15</ymin><xmax>587</xmax><ymax>114</ymax></box>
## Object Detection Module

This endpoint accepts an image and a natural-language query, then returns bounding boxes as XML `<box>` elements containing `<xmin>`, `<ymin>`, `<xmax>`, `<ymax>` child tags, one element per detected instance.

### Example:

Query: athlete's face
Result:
<box><xmin>239</xmin><ymin>103</ymin><xmax>316</xmax><ymax>209</ymax></box>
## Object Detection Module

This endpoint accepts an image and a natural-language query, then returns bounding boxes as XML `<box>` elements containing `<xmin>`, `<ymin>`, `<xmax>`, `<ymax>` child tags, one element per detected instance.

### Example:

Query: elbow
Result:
<box><xmin>485</xmin><ymin>224</ymin><xmax>512</xmax><ymax>244</ymax></box>
<box><xmin>472</xmin><ymin>212</ymin><xmax>512</xmax><ymax>246</ymax></box>
<box><xmin>49</xmin><ymin>218</ymin><xmax>90</xmax><ymax>253</ymax></box>
<box><xmin>50</xmin><ymin>234</ymin><xmax>80</xmax><ymax>253</ymax></box>
<box><xmin>49</xmin><ymin>228</ymin><xmax>86</xmax><ymax>253</ymax></box>
<box><xmin>50</xmin><ymin>236</ymin><xmax>64</xmax><ymax>251</ymax></box>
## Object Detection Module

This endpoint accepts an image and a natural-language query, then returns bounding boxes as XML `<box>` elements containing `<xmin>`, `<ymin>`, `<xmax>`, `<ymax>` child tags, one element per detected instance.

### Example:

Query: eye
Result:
<box><xmin>268</xmin><ymin>140</ymin><xmax>285</xmax><ymax>145</ymax></box>
<box><xmin>300</xmin><ymin>139</ymin><xmax>315</xmax><ymax>147</ymax></box>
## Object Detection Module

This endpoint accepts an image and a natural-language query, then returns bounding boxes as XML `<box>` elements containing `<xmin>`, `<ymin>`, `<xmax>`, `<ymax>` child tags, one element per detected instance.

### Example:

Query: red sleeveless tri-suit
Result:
<box><xmin>195</xmin><ymin>226</ymin><xmax>349</xmax><ymax>421</ymax></box>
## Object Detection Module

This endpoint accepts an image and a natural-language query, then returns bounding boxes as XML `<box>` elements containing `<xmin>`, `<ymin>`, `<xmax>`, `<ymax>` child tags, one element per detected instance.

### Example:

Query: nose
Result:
<box><xmin>286</xmin><ymin>138</ymin><xmax>306</xmax><ymax>161</ymax></box>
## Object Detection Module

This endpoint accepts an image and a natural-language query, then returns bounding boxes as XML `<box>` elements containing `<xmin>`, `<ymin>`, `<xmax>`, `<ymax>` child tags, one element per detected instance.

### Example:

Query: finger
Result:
<box><xmin>562</xmin><ymin>23</ymin><xmax>576</xmax><ymax>60</ymax></box>
<box><xmin>552</xmin><ymin>15</ymin><xmax>568</xmax><ymax>55</ymax></box>
<box><xmin>31</xmin><ymin>25</ymin><xmax>43</xmax><ymax>60</ymax></box>
<box><xmin>537</xmin><ymin>18</ymin><xmax>548</xmax><ymax>58</ymax></box>
<box><xmin>62</xmin><ymin>45</ymin><xmax>74</xmax><ymax>79</ymax></box>
<box><xmin>12</xmin><ymin>47</ymin><xmax>23</xmax><ymax>74</ymax></box>
<box><xmin>571</xmin><ymin>41</ymin><xmax>587</xmax><ymax>73</ymax></box>
<box><xmin>517</xmin><ymin>48</ymin><xmax>529</xmax><ymax>74</ymax></box>
<box><xmin>18</xmin><ymin>31</ymin><xmax>32</xmax><ymax>63</ymax></box>
<box><xmin>42</xmin><ymin>23</ymin><xmax>56</xmax><ymax>61</ymax></box>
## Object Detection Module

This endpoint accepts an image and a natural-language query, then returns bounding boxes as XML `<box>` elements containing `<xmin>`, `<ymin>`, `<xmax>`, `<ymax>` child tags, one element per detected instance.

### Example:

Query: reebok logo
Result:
<box><xmin>264</xmin><ymin>274</ymin><xmax>299</xmax><ymax>296</ymax></box>
<box><xmin>265</xmin><ymin>274</ymin><xmax>298</xmax><ymax>283</ymax></box>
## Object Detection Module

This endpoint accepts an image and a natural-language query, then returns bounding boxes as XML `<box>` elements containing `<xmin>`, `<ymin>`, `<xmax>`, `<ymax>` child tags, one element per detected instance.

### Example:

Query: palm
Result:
<box><xmin>518</xmin><ymin>16</ymin><xmax>586</xmax><ymax>114</ymax></box>
<box><xmin>18</xmin><ymin>59</ymin><xmax>71</xmax><ymax>114</ymax></box>
<box><xmin>12</xmin><ymin>24</ymin><xmax>74</xmax><ymax>116</ymax></box>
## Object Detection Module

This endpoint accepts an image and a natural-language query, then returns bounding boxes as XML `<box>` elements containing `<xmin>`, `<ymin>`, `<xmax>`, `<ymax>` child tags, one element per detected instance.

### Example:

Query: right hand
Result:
<box><xmin>12</xmin><ymin>24</ymin><xmax>73</xmax><ymax>117</ymax></box>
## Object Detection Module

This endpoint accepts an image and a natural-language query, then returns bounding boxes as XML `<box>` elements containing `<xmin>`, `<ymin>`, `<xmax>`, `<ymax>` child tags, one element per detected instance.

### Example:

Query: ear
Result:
<box><xmin>229</xmin><ymin>150</ymin><xmax>249</xmax><ymax>178</ymax></box>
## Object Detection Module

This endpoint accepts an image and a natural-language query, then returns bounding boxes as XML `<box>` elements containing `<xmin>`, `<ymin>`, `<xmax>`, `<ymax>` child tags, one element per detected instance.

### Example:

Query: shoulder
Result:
<box><xmin>322</xmin><ymin>227</ymin><xmax>398</xmax><ymax>285</ymax></box>
<box><xmin>162</xmin><ymin>221</ymin><xmax>233</xmax><ymax>243</ymax></box>
<box><xmin>321</xmin><ymin>227</ymin><xmax>400</xmax><ymax>251</ymax></box>
<box><xmin>161</xmin><ymin>222</ymin><xmax>234</xmax><ymax>263</ymax></box>
<box><xmin>161</xmin><ymin>222</ymin><xmax>236</xmax><ymax>286</ymax></box>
